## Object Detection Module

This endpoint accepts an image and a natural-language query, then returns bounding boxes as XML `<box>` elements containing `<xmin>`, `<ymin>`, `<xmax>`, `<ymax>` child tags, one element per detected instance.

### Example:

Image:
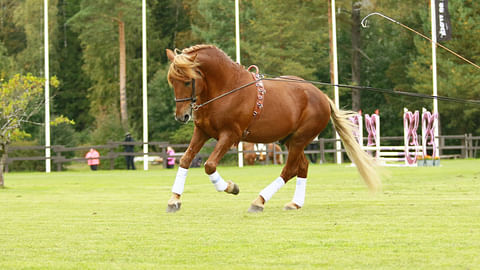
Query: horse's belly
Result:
<box><xmin>245</xmin><ymin>115</ymin><xmax>296</xmax><ymax>143</ymax></box>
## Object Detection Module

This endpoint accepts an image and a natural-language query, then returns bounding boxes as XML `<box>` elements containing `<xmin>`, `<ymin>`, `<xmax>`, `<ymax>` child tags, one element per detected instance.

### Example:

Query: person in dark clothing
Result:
<box><xmin>124</xmin><ymin>132</ymin><xmax>136</xmax><ymax>170</ymax></box>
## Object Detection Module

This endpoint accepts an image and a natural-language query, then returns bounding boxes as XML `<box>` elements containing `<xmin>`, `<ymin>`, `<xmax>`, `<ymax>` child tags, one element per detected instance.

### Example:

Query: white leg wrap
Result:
<box><xmin>292</xmin><ymin>177</ymin><xmax>307</xmax><ymax>207</ymax></box>
<box><xmin>209</xmin><ymin>171</ymin><xmax>228</xmax><ymax>192</ymax></box>
<box><xmin>171</xmin><ymin>167</ymin><xmax>188</xmax><ymax>195</ymax></box>
<box><xmin>259</xmin><ymin>177</ymin><xmax>285</xmax><ymax>202</ymax></box>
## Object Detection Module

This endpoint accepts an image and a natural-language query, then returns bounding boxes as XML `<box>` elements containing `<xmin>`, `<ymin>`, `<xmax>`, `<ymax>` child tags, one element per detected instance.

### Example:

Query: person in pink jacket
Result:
<box><xmin>167</xmin><ymin>146</ymin><xmax>175</xmax><ymax>169</ymax></box>
<box><xmin>85</xmin><ymin>148</ymin><xmax>100</xmax><ymax>171</ymax></box>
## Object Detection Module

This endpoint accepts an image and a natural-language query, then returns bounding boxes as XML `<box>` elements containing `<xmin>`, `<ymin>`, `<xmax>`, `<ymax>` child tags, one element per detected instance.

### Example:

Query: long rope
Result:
<box><xmin>187</xmin><ymin>73</ymin><xmax>480</xmax><ymax>110</ymax></box>
<box><xmin>261</xmin><ymin>75</ymin><xmax>480</xmax><ymax>105</ymax></box>
<box><xmin>361</xmin><ymin>12</ymin><xmax>480</xmax><ymax>70</ymax></box>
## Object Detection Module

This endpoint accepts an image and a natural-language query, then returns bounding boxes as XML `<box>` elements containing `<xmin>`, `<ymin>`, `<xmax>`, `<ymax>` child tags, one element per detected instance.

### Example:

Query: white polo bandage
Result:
<box><xmin>259</xmin><ymin>177</ymin><xmax>285</xmax><ymax>202</ymax></box>
<box><xmin>171</xmin><ymin>167</ymin><xmax>188</xmax><ymax>195</ymax></box>
<box><xmin>209</xmin><ymin>171</ymin><xmax>228</xmax><ymax>192</ymax></box>
<box><xmin>292</xmin><ymin>177</ymin><xmax>307</xmax><ymax>207</ymax></box>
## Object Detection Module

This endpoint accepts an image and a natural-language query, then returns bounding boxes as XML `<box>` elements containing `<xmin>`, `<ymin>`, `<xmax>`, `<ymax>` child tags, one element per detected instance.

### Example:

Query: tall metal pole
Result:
<box><xmin>329</xmin><ymin>0</ymin><xmax>341</xmax><ymax>164</ymax></box>
<box><xmin>44</xmin><ymin>0</ymin><xmax>51</xmax><ymax>173</ymax></box>
<box><xmin>430</xmin><ymin>0</ymin><xmax>439</xmax><ymax>157</ymax></box>
<box><xmin>142</xmin><ymin>0</ymin><xmax>149</xmax><ymax>170</ymax></box>
<box><xmin>235</xmin><ymin>0</ymin><xmax>244</xmax><ymax>168</ymax></box>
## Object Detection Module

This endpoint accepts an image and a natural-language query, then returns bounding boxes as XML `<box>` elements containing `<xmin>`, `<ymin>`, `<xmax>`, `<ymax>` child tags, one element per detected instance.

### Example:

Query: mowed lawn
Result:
<box><xmin>1</xmin><ymin>159</ymin><xmax>480</xmax><ymax>269</ymax></box>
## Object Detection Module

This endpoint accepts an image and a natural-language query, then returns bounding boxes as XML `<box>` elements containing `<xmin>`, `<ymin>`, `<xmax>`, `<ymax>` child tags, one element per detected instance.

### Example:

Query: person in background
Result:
<box><xmin>124</xmin><ymin>132</ymin><xmax>136</xmax><ymax>170</ymax></box>
<box><xmin>166</xmin><ymin>146</ymin><xmax>175</xmax><ymax>169</ymax></box>
<box><xmin>85</xmin><ymin>148</ymin><xmax>100</xmax><ymax>171</ymax></box>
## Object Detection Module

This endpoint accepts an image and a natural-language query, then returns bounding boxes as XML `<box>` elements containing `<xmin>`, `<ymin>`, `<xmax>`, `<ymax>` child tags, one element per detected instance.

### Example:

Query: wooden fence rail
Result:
<box><xmin>4</xmin><ymin>134</ymin><xmax>480</xmax><ymax>172</ymax></box>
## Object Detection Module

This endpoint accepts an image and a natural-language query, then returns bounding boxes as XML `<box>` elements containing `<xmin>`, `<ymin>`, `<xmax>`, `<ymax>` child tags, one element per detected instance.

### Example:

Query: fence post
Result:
<box><xmin>55</xmin><ymin>146</ymin><xmax>63</xmax><ymax>171</ymax></box>
<box><xmin>474</xmin><ymin>136</ymin><xmax>478</xmax><ymax>158</ymax></box>
<box><xmin>109</xmin><ymin>143</ymin><xmax>115</xmax><ymax>170</ymax></box>
<box><xmin>440</xmin><ymin>136</ymin><xmax>444</xmax><ymax>157</ymax></box>
<box><xmin>320</xmin><ymin>138</ymin><xmax>325</xmax><ymax>164</ymax></box>
<box><xmin>468</xmin><ymin>133</ymin><xmax>473</xmax><ymax>158</ymax></box>
<box><xmin>162</xmin><ymin>144</ymin><xmax>167</xmax><ymax>169</ymax></box>
<box><xmin>463</xmin><ymin>134</ymin><xmax>468</xmax><ymax>158</ymax></box>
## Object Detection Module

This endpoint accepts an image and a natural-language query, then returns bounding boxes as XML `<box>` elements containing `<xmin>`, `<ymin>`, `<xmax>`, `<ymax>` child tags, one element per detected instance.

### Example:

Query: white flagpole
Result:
<box><xmin>44</xmin><ymin>0</ymin><xmax>51</xmax><ymax>173</ymax></box>
<box><xmin>142</xmin><ymin>0</ymin><xmax>149</xmax><ymax>170</ymax></box>
<box><xmin>235</xmin><ymin>0</ymin><xmax>244</xmax><ymax>168</ymax></box>
<box><xmin>331</xmin><ymin>0</ymin><xmax>341</xmax><ymax>164</ymax></box>
<box><xmin>430</xmin><ymin>0</ymin><xmax>439</xmax><ymax>157</ymax></box>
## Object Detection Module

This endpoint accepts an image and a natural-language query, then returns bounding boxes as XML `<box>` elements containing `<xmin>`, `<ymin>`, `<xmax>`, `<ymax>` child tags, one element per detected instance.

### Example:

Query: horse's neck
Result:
<box><xmin>198</xmin><ymin>52</ymin><xmax>250</xmax><ymax>96</ymax></box>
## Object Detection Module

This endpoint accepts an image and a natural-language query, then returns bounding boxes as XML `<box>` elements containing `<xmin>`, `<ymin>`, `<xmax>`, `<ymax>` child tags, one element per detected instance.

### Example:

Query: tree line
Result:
<box><xmin>1</xmin><ymin>0</ymin><xmax>479</xmax><ymax>149</ymax></box>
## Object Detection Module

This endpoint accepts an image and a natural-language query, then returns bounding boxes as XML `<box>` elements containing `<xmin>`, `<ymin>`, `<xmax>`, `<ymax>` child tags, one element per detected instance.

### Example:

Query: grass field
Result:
<box><xmin>1</xmin><ymin>159</ymin><xmax>480</xmax><ymax>269</ymax></box>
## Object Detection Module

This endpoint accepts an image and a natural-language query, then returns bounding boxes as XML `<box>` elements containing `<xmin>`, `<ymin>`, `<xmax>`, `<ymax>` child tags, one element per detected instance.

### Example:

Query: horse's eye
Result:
<box><xmin>184</xmin><ymin>81</ymin><xmax>191</xmax><ymax>87</ymax></box>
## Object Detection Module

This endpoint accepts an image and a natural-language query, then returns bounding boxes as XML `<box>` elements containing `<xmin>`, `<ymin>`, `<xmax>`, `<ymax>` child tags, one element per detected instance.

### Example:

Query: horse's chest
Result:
<box><xmin>194</xmin><ymin>118</ymin><xmax>220</xmax><ymax>139</ymax></box>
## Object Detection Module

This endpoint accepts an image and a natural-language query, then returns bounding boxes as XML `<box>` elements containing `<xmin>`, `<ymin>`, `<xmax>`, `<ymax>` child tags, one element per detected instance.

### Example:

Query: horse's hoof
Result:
<box><xmin>166</xmin><ymin>200</ymin><xmax>182</xmax><ymax>213</ymax></box>
<box><xmin>283</xmin><ymin>202</ymin><xmax>301</xmax><ymax>210</ymax></box>
<box><xmin>225</xmin><ymin>181</ymin><xmax>240</xmax><ymax>195</ymax></box>
<box><xmin>248</xmin><ymin>203</ymin><xmax>264</xmax><ymax>213</ymax></box>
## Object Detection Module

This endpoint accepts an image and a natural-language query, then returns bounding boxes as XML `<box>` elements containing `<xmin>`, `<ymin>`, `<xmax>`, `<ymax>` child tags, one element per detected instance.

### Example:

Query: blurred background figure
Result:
<box><xmin>124</xmin><ymin>132</ymin><xmax>136</xmax><ymax>170</ymax></box>
<box><xmin>166</xmin><ymin>146</ymin><xmax>175</xmax><ymax>169</ymax></box>
<box><xmin>85</xmin><ymin>148</ymin><xmax>100</xmax><ymax>171</ymax></box>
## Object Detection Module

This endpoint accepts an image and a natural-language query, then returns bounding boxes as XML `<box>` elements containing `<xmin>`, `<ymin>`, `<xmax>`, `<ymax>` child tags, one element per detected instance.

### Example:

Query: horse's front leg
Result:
<box><xmin>167</xmin><ymin>127</ymin><xmax>209</xmax><ymax>213</ymax></box>
<box><xmin>204</xmin><ymin>134</ymin><xmax>240</xmax><ymax>195</ymax></box>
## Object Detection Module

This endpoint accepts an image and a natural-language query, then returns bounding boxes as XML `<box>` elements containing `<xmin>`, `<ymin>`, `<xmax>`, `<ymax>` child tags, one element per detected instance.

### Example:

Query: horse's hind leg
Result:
<box><xmin>284</xmin><ymin>153</ymin><xmax>308</xmax><ymax>210</ymax></box>
<box><xmin>248</xmin><ymin>143</ymin><xmax>305</xmax><ymax>212</ymax></box>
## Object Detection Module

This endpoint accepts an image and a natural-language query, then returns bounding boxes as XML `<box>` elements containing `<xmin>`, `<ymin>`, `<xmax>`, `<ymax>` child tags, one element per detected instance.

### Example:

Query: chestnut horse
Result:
<box><xmin>166</xmin><ymin>45</ymin><xmax>380</xmax><ymax>213</ymax></box>
<box><xmin>243</xmin><ymin>142</ymin><xmax>283</xmax><ymax>165</ymax></box>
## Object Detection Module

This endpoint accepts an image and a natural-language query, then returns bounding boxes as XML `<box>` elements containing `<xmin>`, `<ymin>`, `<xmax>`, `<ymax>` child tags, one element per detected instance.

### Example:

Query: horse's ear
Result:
<box><xmin>166</xmin><ymin>49</ymin><xmax>175</xmax><ymax>62</ymax></box>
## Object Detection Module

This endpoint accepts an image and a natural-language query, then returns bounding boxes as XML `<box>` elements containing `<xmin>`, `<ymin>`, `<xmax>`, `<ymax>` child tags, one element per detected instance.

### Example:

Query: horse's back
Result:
<box><xmin>246</xmin><ymin>77</ymin><xmax>331</xmax><ymax>143</ymax></box>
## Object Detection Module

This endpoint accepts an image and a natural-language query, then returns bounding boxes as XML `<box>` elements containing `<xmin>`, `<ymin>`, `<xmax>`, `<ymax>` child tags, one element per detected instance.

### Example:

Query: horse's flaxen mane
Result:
<box><xmin>181</xmin><ymin>44</ymin><xmax>217</xmax><ymax>54</ymax></box>
<box><xmin>167</xmin><ymin>44</ymin><xmax>236</xmax><ymax>85</ymax></box>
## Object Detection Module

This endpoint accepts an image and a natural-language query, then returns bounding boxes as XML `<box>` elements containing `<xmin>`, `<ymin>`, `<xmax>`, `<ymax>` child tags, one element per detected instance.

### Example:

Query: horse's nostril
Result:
<box><xmin>183</xmin><ymin>114</ymin><xmax>190</xmax><ymax>122</ymax></box>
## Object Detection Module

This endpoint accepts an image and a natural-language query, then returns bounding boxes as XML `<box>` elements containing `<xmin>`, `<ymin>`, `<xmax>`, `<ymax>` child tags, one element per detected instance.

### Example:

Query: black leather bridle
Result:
<box><xmin>174</xmin><ymin>78</ymin><xmax>196</xmax><ymax>104</ymax></box>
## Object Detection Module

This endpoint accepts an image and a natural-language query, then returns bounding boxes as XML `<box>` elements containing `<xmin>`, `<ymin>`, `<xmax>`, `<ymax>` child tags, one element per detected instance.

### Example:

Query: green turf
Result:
<box><xmin>1</xmin><ymin>160</ymin><xmax>480</xmax><ymax>269</ymax></box>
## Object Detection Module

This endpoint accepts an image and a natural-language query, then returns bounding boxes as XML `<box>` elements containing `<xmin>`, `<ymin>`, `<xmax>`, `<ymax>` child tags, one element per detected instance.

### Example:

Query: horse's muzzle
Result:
<box><xmin>175</xmin><ymin>113</ymin><xmax>191</xmax><ymax>123</ymax></box>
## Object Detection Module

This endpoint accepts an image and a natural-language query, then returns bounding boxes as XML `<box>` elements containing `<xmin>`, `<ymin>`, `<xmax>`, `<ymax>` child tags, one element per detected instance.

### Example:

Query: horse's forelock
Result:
<box><xmin>167</xmin><ymin>44</ymin><xmax>233</xmax><ymax>85</ymax></box>
<box><xmin>167</xmin><ymin>52</ymin><xmax>200</xmax><ymax>85</ymax></box>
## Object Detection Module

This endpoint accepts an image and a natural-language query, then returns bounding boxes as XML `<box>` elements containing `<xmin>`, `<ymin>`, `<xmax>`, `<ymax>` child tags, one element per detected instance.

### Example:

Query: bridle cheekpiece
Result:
<box><xmin>174</xmin><ymin>78</ymin><xmax>197</xmax><ymax>109</ymax></box>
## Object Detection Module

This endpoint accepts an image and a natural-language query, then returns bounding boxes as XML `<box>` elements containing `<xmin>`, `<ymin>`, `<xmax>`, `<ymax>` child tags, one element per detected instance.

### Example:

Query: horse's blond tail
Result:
<box><xmin>326</xmin><ymin>97</ymin><xmax>382</xmax><ymax>192</ymax></box>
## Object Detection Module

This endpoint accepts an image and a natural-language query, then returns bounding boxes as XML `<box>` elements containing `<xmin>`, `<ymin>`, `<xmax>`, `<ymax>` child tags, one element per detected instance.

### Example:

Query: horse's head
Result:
<box><xmin>166</xmin><ymin>48</ymin><xmax>206</xmax><ymax>123</ymax></box>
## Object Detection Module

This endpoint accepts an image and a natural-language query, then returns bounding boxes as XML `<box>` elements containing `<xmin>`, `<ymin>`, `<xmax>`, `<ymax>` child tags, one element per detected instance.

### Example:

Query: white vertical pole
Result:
<box><xmin>44</xmin><ymin>0</ymin><xmax>51</xmax><ymax>173</ymax></box>
<box><xmin>235</xmin><ymin>0</ymin><xmax>244</xmax><ymax>168</ymax></box>
<box><xmin>331</xmin><ymin>0</ymin><xmax>341</xmax><ymax>164</ymax></box>
<box><xmin>403</xmin><ymin>108</ymin><xmax>408</xmax><ymax>166</ymax></box>
<box><xmin>430</xmin><ymin>0</ymin><xmax>439</xmax><ymax>158</ymax></box>
<box><xmin>142</xmin><ymin>0</ymin><xmax>149</xmax><ymax>170</ymax></box>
